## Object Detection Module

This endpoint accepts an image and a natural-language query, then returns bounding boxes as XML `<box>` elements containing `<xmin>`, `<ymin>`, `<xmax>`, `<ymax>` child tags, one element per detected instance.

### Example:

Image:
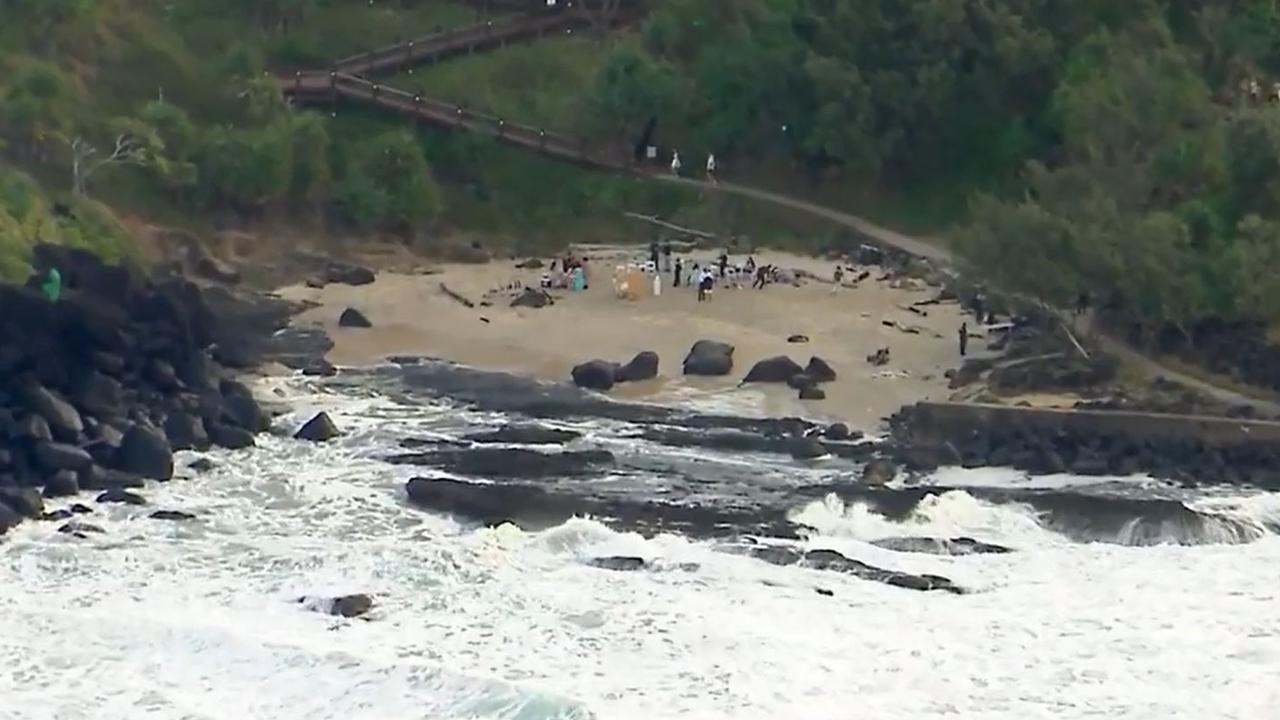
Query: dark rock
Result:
<box><xmin>338</xmin><ymin>308</ymin><xmax>372</xmax><ymax>328</ymax></box>
<box><xmin>325</xmin><ymin>262</ymin><xmax>375</xmax><ymax>286</ymax></box>
<box><xmin>70</xmin><ymin>502</ymin><xmax>93</xmax><ymax>514</ymax></box>
<box><xmin>798</xmin><ymin>385</ymin><xmax>826</xmax><ymax>400</ymax></box>
<box><xmin>824</xmin><ymin>423</ymin><xmax>852</xmax><ymax>441</ymax></box>
<box><xmin>164</xmin><ymin>412</ymin><xmax>209</xmax><ymax>451</ymax></box>
<box><xmin>805</xmin><ymin>356</ymin><xmax>838</xmax><ymax>383</ymax></box>
<box><xmin>193</xmin><ymin>253</ymin><xmax>241</xmax><ymax>284</ymax></box>
<box><xmin>743</xmin><ymin>356</ymin><xmax>805</xmax><ymax>383</ymax></box>
<box><xmin>511</xmin><ymin>287</ymin><xmax>553</xmax><ymax>309</ymax></box>
<box><xmin>815</xmin><ymin>587</ymin><xmax>834</xmax><ymax>597</ymax></box>
<box><xmin>42</xmin><ymin>470</ymin><xmax>80</xmax><ymax>498</ymax></box>
<box><xmin>75</xmin><ymin>371</ymin><xmax>124</xmax><ymax>417</ymax></box>
<box><xmin>34</xmin><ymin>442</ymin><xmax>93</xmax><ymax>473</ymax></box>
<box><xmin>188</xmin><ymin>458</ymin><xmax>217</xmax><ymax>473</ymax></box>
<box><xmin>149</xmin><ymin>359</ymin><xmax>180</xmax><ymax>390</ymax></box>
<box><xmin>295</xmin><ymin>412</ymin><xmax>340</xmax><ymax>442</ymax></box>
<box><xmin>683</xmin><ymin>340</ymin><xmax>735</xmax><ymax>376</ymax></box>
<box><xmin>871</xmin><ymin>537</ymin><xmax>1013</xmax><ymax>555</ymax></box>
<box><xmin>220</xmin><ymin>380</ymin><xmax>269</xmax><ymax>432</ymax></box>
<box><xmin>41</xmin><ymin>509</ymin><xmax>74</xmax><ymax>521</ymax></box>
<box><xmin>0</xmin><ymin>487</ymin><xmax>45</xmax><ymax>518</ymax></box>
<box><xmin>862</xmin><ymin>458</ymin><xmax>897</xmax><ymax>485</ymax></box>
<box><xmin>59</xmin><ymin>521</ymin><xmax>105</xmax><ymax>537</ymax></box>
<box><xmin>91</xmin><ymin>351</ymin><xmax>126</xmax><ymax>376</ymax></box>
<box><xmin>150</xmin><ymin>510</ymin><xmax>197</xmax><ymax>521</ymax></box>
<box><xmin>78</xmin><ymin>465</ymin><xmax>144</xmax><ymax>490</ymax></box>
<box><xmin>117</xmin><ymin>425</ymin><xmax>174</xmax><ymax>480</ymax></box>
<box><xmin>462</xmin><ymin>426</ymin><xmax>581</xmax><ymax>445</ymax></box>
<box><xmin>299</xmin><ymin>593</ymin><xmax>374</xmax><ymax>618</ymax></box>
<box><xmin>787</xmin><ymin>334</ymin><xmax>809</xmax><ymax>344</ymax></box>
<box><xmin>786</xmin><ymin>373</ymin><xmax>815</xmax><ymax>390</ymax></box>
<box><xmin>588</xmin><ymin>556</ymin><xmax>648</xmax><ymax>571</ymax></box>
<box><xmin>24</xmin><ymin>386</ymin><xmax>83</xmax><ymax>440</ymax></box>
<box><xmin>571</xmin><ymin>360</ymin><xmax>619</xmax><ymax>391</ymax></box>
<box><xmin>96</xmin><ymin>488</ymin><xmax>146</xmax><ymax>505</ymax></box>
<box><xmin>387</xmin><ymin>448</ymin><xmax>614</xmax><ymax>478</ymax></box>
<box><xmin>301</xmin><ymin>359</ymin><xmax>338</xmax><ymax>377</ymax></box>
<box><xmin>614</xmin><ymin>351</ymin><xmax>660</xmax><ymax>383</ymax></box>
<box><xmin>515</xmin><ymin>258</ymin><xmax>544</xmax><ymax>269</ymax></box>
<box><xmin>207</xmin><ymin>422</ymin><xmax>255</xmax><ymax>449</ymax></box>
<box><xmin>0</xmin><ymin>502</ymin><xmax>21</xmax><ymax>534</ymax></box>
<box><xmin>789</xmin><ymin>438</ymin><xmax>828</xmax><ymax>460</ymax></box>
<box><xmin>13</xmin><ymin>415</ymin><xmax>52</xmax><ymax>443</ymax></box>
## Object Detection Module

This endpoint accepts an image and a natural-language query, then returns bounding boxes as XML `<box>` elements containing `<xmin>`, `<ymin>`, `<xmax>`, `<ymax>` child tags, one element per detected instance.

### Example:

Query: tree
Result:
<box><xmin>335</xmin><ymin>130</ymin><xmax>439</xmax><ymax>231</ymax></box>
<box><xmin>0</xmin><ymin>62</ymin><xmax>74</xmax><ymax>162</ymax></box>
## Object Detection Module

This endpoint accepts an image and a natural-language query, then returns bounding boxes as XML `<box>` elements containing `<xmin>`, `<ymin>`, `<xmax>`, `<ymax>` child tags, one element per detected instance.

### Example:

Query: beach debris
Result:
<box><xmin>510</xmin><ymin>287</ymin><xmax>554</xmax><ymax>309</ymax></box>
<box><xmin>881</xmin><ymin>319</ymin><xmax>923</xmax><ymax>335</ymax></box>
<box><xmin>439</xmin><ymin>282</ymin><xmax>477</xmax><ymax>308</ymax></box>
<box><xmin>294</xmin><ymin>411</ymin><xmax>340</xmax><ymax>442</ymax></box>
<box><xmin>338</xmin><ymin>308</ymin><xmax>372</xmax><ymax>328</ymax></box>
<box><xmin>867</xmin><ymin>348</ymin><xmax>891</xmax><ymax>366</ymax></box>
<box><xmin>787</xmin><ymin>334</ymin><xmax>809</xmax><ymax>344</ymax></box>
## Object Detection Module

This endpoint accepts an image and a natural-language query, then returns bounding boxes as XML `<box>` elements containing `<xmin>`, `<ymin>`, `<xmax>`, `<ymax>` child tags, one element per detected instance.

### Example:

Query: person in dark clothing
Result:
<box><xmin>673</xmin><ymin>258</ymin><xmax>683</xmax><ymax>288</ymax></box>
<box><xmin>753</xmin><ymin>265</ymin><xmax>768</xmax><ymax>290</ymax></box>
<box><xmin>717</xmin><ymin>251</ymin><xmax>728</xmax><ymax>279</ymax></box>
<box><xmin>959</xmin><ymin>323</ymin><xmax>969</xmax><ymax>357</ymax></box>
<box><xmin>972</xmin><ymin>293</ymin><xmax>985</xmax><ymax>322</ymax></box>
<box><xmin>697</xmin><ymin>271</ymin><xmax>714</xmax><ymax>302</ymax></box>
<box><xmin>649</xmin><ymin>241</ymin><xmax>660</xmax><ymax>269</ymax></box>
<box><xmin>1076</xmin><ymin>290</ymin><xmax>1091</xmax><ymax>316</ymax></box>
<box><xmin>662</xmin><ymin>242</ymin><xmax>672</xmax><ymax>272</ymax></box>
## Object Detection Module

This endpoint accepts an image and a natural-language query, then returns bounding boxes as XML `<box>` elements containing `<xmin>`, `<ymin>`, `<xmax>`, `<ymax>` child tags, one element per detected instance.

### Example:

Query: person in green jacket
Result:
<box><xmin>41</xmin><ymin>267</ymin><xmax>61</xmax><ymax>302</ymax></box>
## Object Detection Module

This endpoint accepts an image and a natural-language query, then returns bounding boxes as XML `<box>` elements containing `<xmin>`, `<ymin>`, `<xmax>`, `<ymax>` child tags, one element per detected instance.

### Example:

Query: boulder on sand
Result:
<box><xmin>294</xmin><ymin>412</ymin><xmax>340</xmax><ymax>442</ymax></box>
<box><xmin>324</xmin><ymin>262</ymin><xmax>375</xmax><ymax>286</ymax></box>
<box><xmin>798</xmin><ymin>385</ymin><xmax>827</xmax><ymax>401</ymax></box>
<box><xmin>805</xmin><ymin>356</ymin><xmax>838</xmax><ymax>383</ymax></box>
<box><xmin>743</xmin><ymin>356</ymin><xmax>804</xmax><ymax>383</ymax></box>
<box><xmin>682</xmin><ymin>340</ymin><xmax>734</xmax><ymax>376</ymax></box>
<box><xmin>614</xmin><ymin>351</ymin><xmax>659</xmax><ymax>383</ymax></box>
<box><xmin>571</xmin><ymin>360</ymin><xmax>619</xmax><ymax>391</ymax></box>
<box><xmin>338</xmin><ymin>308</ymin><xmax>372</xmax><ymax>328</ymax></box>
<box><xmin>786</xmin><ymin>373</ymin><xmax>816</xmax><ymax>390</ymax></box>
<box><xmin>511</xmin><ymin>287</ymin><xmax>554</xmax><ymax>309</ymax></box>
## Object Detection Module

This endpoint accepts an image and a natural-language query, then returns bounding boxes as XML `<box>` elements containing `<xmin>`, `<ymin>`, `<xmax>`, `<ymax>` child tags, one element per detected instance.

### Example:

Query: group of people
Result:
<box><xmin>669</xmin><ymin>151</ymin><xmax>716</xmax><ymax>183</ymax></box>
<box><xmin>539</xmin><ymin>256</ymin><xmax>589</xmax><ymax>292</ymax></box>
<box><xmin>645</xmin><ymin>241</ymin><xmax>787</xmax><ymax>302</ymax></box>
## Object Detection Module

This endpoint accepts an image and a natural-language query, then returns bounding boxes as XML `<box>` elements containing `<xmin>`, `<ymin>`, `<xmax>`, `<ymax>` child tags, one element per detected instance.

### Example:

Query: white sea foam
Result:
<box><xmin>3</xmin><ymin>382</ymin><xmax>1279</xmax><ymax>720</ymax></box>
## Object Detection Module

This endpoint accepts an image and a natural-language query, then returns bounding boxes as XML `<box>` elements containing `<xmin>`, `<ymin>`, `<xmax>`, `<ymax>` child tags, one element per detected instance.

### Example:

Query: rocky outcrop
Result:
<box><xmin>150</xmin><ymin>509</ymin><xmax>197</xmax><ymax>521</ymax></box>
<box><xmin>683</xmin><ymin>340</ymin><xmax>734</xmax><ymax>376</ymax></box>
<box><xmin>462</xmin><ymin>426</ymin><xmax>581</xmax><ymax>445</ymax></box>
<box><xmin>387</xmin><ymin>448</ymin><xmax>615</xmax><ymax>478</ymax></box>
<box><xmin>615</xmin><ymin>351</ymin><xmax>660</xmax><ymax>383</ymax></box>
<box><xmin>571</xmin><ymin>360</ymin><xmax>619</xmax><ymax>391</ymax></box>
<box><xmin>805</xmin><ymin>356</ymin><xmax>838</xmax><ymax>383</ymax></box>
<box><xmin>588</xmin><ymin>556</ymin><xmax>648</xmax><ymax>571</ymax></box>
<box><xmin>743</xmin><ymin>356</ymin><xmax>804</xmax><ymax>383</ymax></box>
<box><xmin>862</xmin><ymin>459</ymin><xmax>897</xmax><ymax>485</ymax></box>
<box><xmin>0</xmin><ymin>245</ymin><xmax>277</xmax><ymax>537</ymax></box>
<box><xmin>294</xmin><ymin>412</ymin><xmax>340</xmax><ymax>442</ymax></box>
<box><xmin>871</xmin><ymin>536</ymin><xmax>1013</xmax><ymax>555</ymax></box>
<box><xmin>338</xmin><ymin>308</ymin><xmax>372</xmax><ymax>328</ymax></box>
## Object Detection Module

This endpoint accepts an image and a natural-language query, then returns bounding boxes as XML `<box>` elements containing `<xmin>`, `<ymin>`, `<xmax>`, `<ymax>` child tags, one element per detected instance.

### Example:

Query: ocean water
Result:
<box><xmin>2</xmin><ymin>374</ymin><xmax>1278</xmax><ymax>720</ymax></box>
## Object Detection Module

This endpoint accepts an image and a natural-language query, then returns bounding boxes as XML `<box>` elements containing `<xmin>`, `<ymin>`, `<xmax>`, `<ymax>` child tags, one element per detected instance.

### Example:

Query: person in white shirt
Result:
<box><xmin>671</xmin><ymin>150</ymin><xmax>682</xmax><ymax>176</ymax></box>
<box><xmin>706</xmin><ymin>153</ymin><xmax>717</xmax><ymax>183</ymax></box>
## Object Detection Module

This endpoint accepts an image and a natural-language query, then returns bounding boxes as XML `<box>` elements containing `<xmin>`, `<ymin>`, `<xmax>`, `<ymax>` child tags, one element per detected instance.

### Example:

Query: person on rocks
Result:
<box><xmin>671</xmin><ymin>150</ymin><xmax>682</xmax><ymax>176</ymax></box>
<box><xmin>41</xmin><ymin>266</ymin><xmax>61</xmax><ymax>302</ymax></box>
<box><xmin>959</xmin><ymin>322</ymin><xmax>969</xmax><ymax>357</ymax></box>
<box><xmin>673</xmin><ymin>257</ymin><xmax>684</xmax><ymax>289</ymax></box>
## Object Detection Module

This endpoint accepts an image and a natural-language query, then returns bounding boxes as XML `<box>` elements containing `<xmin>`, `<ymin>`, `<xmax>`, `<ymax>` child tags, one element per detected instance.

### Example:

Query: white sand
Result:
<box><xmin>278</xmin><ymin>248</ymin><xmax>979</xmax><ymax>429</ymax></box>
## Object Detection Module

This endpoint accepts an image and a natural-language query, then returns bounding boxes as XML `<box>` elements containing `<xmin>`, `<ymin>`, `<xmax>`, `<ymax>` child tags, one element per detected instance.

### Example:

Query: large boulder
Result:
<box><xmin>23</xmin><ymin>386</ymin><xmax>83</xmax><ymax>440</ymax></box>
<box><xmin>75</xmin><ymin>371</ymin><xmax>124</xmax><ymax>418</ymax></box>
<box><xmin>324</xmin><ymin>262</ymin><xmax>375</xmax><ymax>286</ymax></box>
<box><xmin>207</xmin><ymin>422</ymin><xmax>255</xmax><ymax>450</ymax></box>
<box><xmin>571</xmin><ymin>360</ymin><xmax>619</xmax><ymax>391</ymax></box>
<box><xmin>511</xmin><ymin>287</ymin><xmax>553</xmax><ymax>309</ymax></box>
<box><xmin>163</xmin><ymin>412</ymin><xmax>210</xmax><ymax>451</ymax></box>
<box><xmin>682</xmin><ymin>340</ymin><xmax>734</xmax><ymax>376</ymax></box>
<box><xmin>42</xmin><ymin>470</ymin><xmax>80</xmax><ymax>498</ymax></box>
<box><xmin>338</xmin><ymin>308</ymin><xmax>372</xmax><ymax>328</ymax></box>
<box><xmin>0</xmin><ymin>487</ymin><xmax>45</xmax><ymax>518</ymax></box>
<box><xmin>0</xmin><ymin>502</ymin><xmax>22</xmax><ymax>535</ymax></box>
<box><xmin>743</xmin><ymin>356</ymin><xmax>805</xmax><ymax>383</ymax></box>
<box><xmin>862</xmin><ymin>458</ymin><xmax>897</xmax><ymax>485</ymax></box>
<box><xmin>805</xmin><ymin>356</ymin><xmax>838</xmax><ymax>383</ymax></box>
<box><xmin>220</xmin><ymin>380</ymin><xmax>269</xmax><ymax>432</ymax></box>
<box><xmin>614</xmin><ymin>351</ymin><xmax>659</xmax><ymax>383</ymax></box>
<box><xmin>798</xmin><ymin>385</ymin><xmax>827</xmax><ymax>401</ymax></box>
<box><xmin>34</xmin><ymin>442</ymin><xmax>93</xmax><ymax>473</ymax></box>
<box><xmin>13</xmin><ymin>415</ymin><xmax>53</xmax><ymax>443</ymax></box>
<box><xmin>294</xmin><ymin>412</ymin><xmax>340</xmax><ymax>442</ymax></box>
<box><xmin>117</xmin><ymin>424</ymin><xmax>174</xmax><ymax>480</ymax></box>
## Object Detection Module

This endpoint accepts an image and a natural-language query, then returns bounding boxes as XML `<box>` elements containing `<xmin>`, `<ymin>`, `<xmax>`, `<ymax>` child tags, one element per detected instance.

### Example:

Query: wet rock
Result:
<box><xmin>207</xmin><ymin>422</ymin><xmax>255</xmax><ymax>450</ymax></box>
<box><xmin>188</xmin><ymin>458</ymin><xmax>217</xmax><ymax>473</ymax></box>
<box><xmin>301</xmin><ymin>359</ymin><xmax>338</xmax><ymax>377</ymax></box>
<box><xmin>325</xmin><ymin>262</ymin><xmax>375</xmax><ymax>286</ymax></box>
<box><xmin>164</xmin><ymin>412</ymin><xmax>209</xmax><ymax>452</ymax></box>
<box><xmin>96</xmin><ymin>488</ymin><xmax>146</xmax><ymax>505</ymax></box>
<box><xmin>150</xmin><ymin>510</ymin><xmax>197</xmax><ymax>521</ymax></box>
<box><xmin>34</xmin><ymin>442</ymin><xmax>93</xmax><ymax>473</ymax></box>
<box><xmin>571</xmin><ymin>360</ymin><xmax>619</xmax><ymax>391</ymax></box>
<box><xmin>70</xmin><ymin>502</ymin><xmax>93</xmax><ymax>514</ymax></box>
<box><xmin>14</xmin><ymin>415</ymin><xmax>52</xmax><ymax>443</ymax></box>
<box><xmin>683</xmin><ymin>340</ymin><xmax>734</xmax><ymax>376</ymax></box>
<box><xmin>614</xmin><ymin>351</ymin><xmax>659</xmax><ymax>383</ymax></box>
<box><xmin>24</xmin><ymin>386</ymin><xmax>83</xmax><ymax>440</ymax></box>
<box><xmin>815</xmin><ymin>587</ymin><xmax>834</xmax><ymax>597</ymax></box>
<box><xmin>294</xmin><ymin>411</ymin><xmax>340</xmax><ymax>442</ymax></box>
<box><xmin>0</xmin><ymin>503</ymin><xmax>21</xmax><ymax>534</ymax></box>
<box><xmin>511</xmin><ymin>287</ymin><xmax>553</xmax><ymax>309</ymax></box>
<box><xmin>41</xmin><ymin>509</ymin><xmax>74</xmax><ymax>521</ymax></box>
<box><xmin>787</xmin><ymin>334</ymin><xmax>809</xmax><ymax>344</ymax></box>
<box><xmin>149</xmin><ymin>359</ymin><xmax>180</xmax><ymax>390</ymax></box>
<box><xmin>117</xmin><ymin>425</ymin><xmax>174</xmax><ymax>480</ymax></box>
<box><xmin>798</xmin><ymin>386</ymin><xmax>826</xmax><ymax>401</ymax></box>
<box><xmin>790</xmin><ymin>438</ymin><xmax>828</xmax><ymax>460</ymax></box>
<box><xmin>338</xmin><ymin>308</ymin><xmax>372</xmax><ymax>328</ymax></box>
<box><xmin>871</xmin><ymin>536</ymin><xmax>1013</xmax><ymax>555</ymax></box>
<box><xmin>743</xmin><ymin>356</ymin><xmax>804</xmax><ymax>383</ymax></box>
<box><xmin>387</xmin><ymin>448</ymin><xmax>614</xmax><ymax>478</ymax></box>
<box><xmin>801</xmin><ymin>549</ymin><xmax>962</xmax><ymax>593</ymax></box>
<box><xmin>462</xmin><ymin>426</ymin><xmax>581</xmax><ymax>445</ymax></box>
<box><xmin>824</xmin><ymin>423</ymin><xmax>853</xmax><ymax>441</ymax></box>
<box><xmin>0</xmin><ymin>487</ymin><xmax>45</xmax><ymax>518</ymax></box>
<box><xmin>805</xmin><ymin>356</ymin><xmax>838</xmax><ymax>383</ymax></box>
<box><xmin>299</xmin><ymin>593</ymin><xmax>374</xmax><ymax>618</ymax></box>
<box><xmin>75</xmin><ymin>371</ymin><xmax>124</xmax><ymax>417</ymax></box>
<box><xmin>78</xmin><ymin>465</ymin><xmax>145</xmax><ymax>490</ymax></box>
<box><xmin>42</xmin><ymin>470</ymin><xmax>80</xmax><ymax>498</ymax></box>
<box><xmin>59</xmin><ymin>521</ymin><xmax>105</xmax><ymax>538</ymax></box>
<box><xmin>220</xmin><ymin>380</ymin><xmax>269</xmax><ymax>432</ymax></box>
<box><xmin>786</xmin><ymin>373</ymin><xmax>815</xmax><ymax>390</ymax></box>
<box><xmin>862</xmin><ymin>458</ymin><xmax>897</xmax><ymax>485</ymax></box>
<box><xmin>588</xmin><ymin>556</ymin><xmax>648</xmax><ymax>571</ymax></box>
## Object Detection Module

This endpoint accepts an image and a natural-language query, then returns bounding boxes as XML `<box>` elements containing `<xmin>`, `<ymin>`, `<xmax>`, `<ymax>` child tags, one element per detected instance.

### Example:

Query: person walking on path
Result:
<box><xmin>670</xmin><ymin>150</ymin><xmax>682</xmax><ymax>176</ymax></box>
<box><xmin>958</xmin><ymin>322</ymin><xmax>969</xmax><ymax>357</ymax></box>
<box><xmin>706</xmin><ymin>153</ymin><xmax>717</xmax><ymax>184</ymax></box>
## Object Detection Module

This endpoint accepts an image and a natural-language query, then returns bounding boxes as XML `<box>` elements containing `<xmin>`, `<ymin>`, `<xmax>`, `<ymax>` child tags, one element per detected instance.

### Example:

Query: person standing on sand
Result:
<box><xmin>753</xmin><ymin>264</ymin><xmax>768</xmax><ymax>290</ymax></box>
<box><xmin>717</xmin><ymin>250</ymin><xmax>729</xmax><ymax>280</ymax></box>
<box><xmin>662</xmin><ymin>241</ymin><xmax>672</xmax><ymax>272</ymax></box>
<box><xmin>832</xmin><ymin>265</ymin><xmax>844</xmax><ymax>294</ymax></box>
<box><xmin>671</xmin><ymin>151</ymin><xmax>682</xmax><ymax>176</ymax></box>
<box><xmin>959</xmin><ymin>322</ymin><xmax>969</xmax><ymax>357</ymax></box>
<box><xmin>673</xmin><ymin>257</ymin><xmax>683</xmax><ymax>288</ymax></box>
<box><xmin>699</xmin><ymin>270</ymin><xmax>715</xmax><ymax>302</ymax></box>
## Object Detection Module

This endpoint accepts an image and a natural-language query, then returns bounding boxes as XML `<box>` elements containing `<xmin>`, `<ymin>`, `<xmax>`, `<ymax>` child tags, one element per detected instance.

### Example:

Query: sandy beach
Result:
<box><xmin>279</xmin><ymin>247</ymin><xmax>978</xmax><ymax>429</ymax></box>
